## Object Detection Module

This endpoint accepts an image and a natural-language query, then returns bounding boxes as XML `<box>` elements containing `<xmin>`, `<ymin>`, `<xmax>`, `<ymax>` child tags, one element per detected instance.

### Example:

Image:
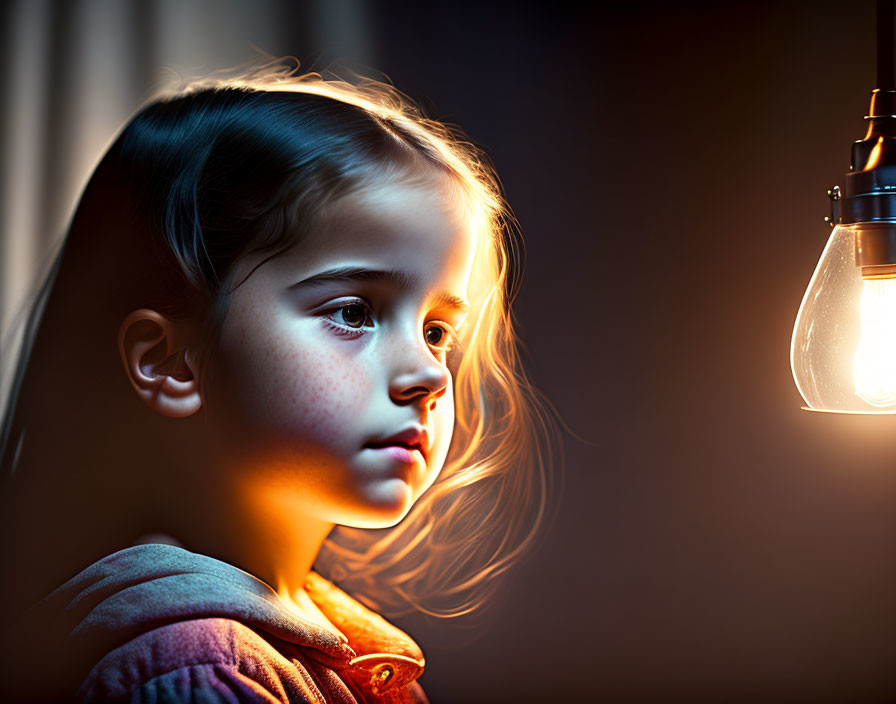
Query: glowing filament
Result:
<box><xmin>854</xmin><ymin>277</ymin><xmax>896</xmax><ymax>407</ymax></box>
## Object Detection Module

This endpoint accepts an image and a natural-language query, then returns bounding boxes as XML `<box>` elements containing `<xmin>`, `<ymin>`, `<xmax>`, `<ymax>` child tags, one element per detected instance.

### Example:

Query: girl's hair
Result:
<box><xmin>0</xmin><ymin>61</ymin><xmax>556</xmax><ymax>618</ymax></box>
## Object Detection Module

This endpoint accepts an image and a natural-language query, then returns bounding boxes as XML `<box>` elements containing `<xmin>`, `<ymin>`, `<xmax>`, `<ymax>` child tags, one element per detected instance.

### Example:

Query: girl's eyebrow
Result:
<box><xmin>289</xmin><ymin>266</ymin><xmax>470</xmax><ymax>313</ymax></box>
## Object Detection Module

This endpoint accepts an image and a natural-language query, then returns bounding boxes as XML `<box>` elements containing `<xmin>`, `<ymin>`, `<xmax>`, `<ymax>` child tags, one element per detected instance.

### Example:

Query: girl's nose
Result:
<box><xmin>388</xmin><ymin>342</ymin><xmax>450</xmax><ymax>407</ymax></box>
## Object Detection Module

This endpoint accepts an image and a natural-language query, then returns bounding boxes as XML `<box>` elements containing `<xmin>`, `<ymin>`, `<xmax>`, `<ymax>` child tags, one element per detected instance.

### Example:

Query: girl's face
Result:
<box><xmin>203</xmin><ymin>174</ymin><xmax>478</xmax><ymax>529</ymax></box>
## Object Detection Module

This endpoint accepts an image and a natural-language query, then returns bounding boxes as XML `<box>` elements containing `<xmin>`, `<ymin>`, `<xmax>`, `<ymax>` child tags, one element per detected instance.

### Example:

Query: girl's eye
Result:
<box><xmin>336</xmin><ymin>303</ymin><xmax>370</xmax><ymax>329</ymax></box>
<box><xmin>424</xmin><ymin>322</ymin><xmax>457</xmax><ymax>353</ymax></box>
<box><xmin>322</xmin><ymin>300</ymin><xmax>374</xmax><ymax>334</ymax></box>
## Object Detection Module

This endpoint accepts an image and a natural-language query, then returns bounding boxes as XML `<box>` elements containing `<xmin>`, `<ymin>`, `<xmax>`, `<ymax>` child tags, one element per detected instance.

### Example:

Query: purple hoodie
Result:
<box><xmin>1</xmin><ymin>544</ymin><xmax>427</xmax><ymax>703</ymax></box>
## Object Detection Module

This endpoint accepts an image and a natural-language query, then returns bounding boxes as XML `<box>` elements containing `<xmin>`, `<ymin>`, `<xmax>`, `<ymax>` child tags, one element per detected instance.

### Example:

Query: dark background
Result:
<box><xmin>7</xmin><ymin>1</ymin><xmax>896</xmax><ymax>702</ymax></box>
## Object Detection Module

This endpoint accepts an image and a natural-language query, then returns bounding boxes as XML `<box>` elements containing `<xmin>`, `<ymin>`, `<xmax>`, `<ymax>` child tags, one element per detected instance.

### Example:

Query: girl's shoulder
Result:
<box><xmin>2</xmin><ymin>544</ymin><xmax>427</xmax><ymax>703</ymax></box>
<box><xmin>80</xmin><ymin>616</ymin><xmax>339</xmax><ymax>702</ymax></box>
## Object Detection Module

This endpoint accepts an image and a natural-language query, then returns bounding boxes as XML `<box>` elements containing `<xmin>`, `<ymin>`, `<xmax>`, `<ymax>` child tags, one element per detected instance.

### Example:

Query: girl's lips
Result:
<box><xmin>364</xmin><ymin>438</ymin><xmax>424</xmax><ymax>462</ymax></box>
<box><xmin>364</xmin><ymin>427</ymin><xmax>428</xmax><ymax>461</ymax></box>
<box><xmin>370</xmin><ymin>445</ymin><xmax>423</xmax><ymax>464</ymax></box>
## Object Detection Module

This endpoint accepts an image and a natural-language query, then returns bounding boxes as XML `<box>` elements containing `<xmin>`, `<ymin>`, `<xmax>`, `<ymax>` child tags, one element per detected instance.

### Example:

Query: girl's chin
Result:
<box><xmin>340</xmin><ymin>479</ymin><xmax>417</xmax><ymax>529</ymax></box>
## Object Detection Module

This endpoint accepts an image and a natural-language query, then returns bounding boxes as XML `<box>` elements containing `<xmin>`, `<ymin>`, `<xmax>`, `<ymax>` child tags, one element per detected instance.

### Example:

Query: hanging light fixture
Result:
<box><xmin>791</xmin><ymin>0</ymin><xmax>896</xmax><ymax>413</ymax></box>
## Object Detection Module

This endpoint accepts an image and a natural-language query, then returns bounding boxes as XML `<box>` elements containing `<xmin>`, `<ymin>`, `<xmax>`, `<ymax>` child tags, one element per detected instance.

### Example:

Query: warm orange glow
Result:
<box><xmin>276</xmin><ymin>582</ymin><xmax>314</xmax><ymax>621</ymax></box>
<box><xmin>853</xmin><ymin>276</ymin><xmax>896</xmax><ymax>407</ymax></box>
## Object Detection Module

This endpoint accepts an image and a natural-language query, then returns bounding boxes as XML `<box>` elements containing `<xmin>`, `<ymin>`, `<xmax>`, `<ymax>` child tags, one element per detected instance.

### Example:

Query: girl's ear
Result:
<box><xmin>118</xmin><ymin>309</ymin><xmax>202</xmax><ymax>418</ymax></box>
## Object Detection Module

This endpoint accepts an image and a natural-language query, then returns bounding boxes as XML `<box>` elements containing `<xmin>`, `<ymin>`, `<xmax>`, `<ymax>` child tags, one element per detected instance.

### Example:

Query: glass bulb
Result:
<box><xmin>791</xmin><ymin>224</ymin><xmax>896</xmax><ymax>413</ymax></box>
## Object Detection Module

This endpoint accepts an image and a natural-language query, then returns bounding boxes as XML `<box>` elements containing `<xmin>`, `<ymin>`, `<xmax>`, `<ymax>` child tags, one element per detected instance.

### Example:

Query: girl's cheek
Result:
<box><xmin>277</xmin><ymin>353</ymin><xmax>372</xmax><ymax>445</ymax></box>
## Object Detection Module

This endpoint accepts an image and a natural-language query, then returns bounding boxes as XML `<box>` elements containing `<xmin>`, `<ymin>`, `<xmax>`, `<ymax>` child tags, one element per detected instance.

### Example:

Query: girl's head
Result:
<box><xmin>0</xmin><ymin>65</ymin><xmax>552</xmax><ymax>617</ymax></box>
<box><xmin>115</xmin><ymin>81</ymin><xmax>487</xmax><ymax>531</ymax></box>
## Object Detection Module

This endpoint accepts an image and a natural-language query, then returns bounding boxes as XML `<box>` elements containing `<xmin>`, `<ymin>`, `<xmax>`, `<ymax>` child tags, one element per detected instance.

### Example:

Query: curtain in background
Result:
<box><xmin>0</xmin><ymin>0</ymin><xmax>373</xmax><ymax>408</ymax></box>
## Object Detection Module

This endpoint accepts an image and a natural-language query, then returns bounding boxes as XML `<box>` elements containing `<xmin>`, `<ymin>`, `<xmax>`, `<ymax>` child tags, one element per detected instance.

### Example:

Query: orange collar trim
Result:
<box><xmin>303</xmin><ymin>572</ymin><xmax>425</xmax><ymax>694</ymax></box>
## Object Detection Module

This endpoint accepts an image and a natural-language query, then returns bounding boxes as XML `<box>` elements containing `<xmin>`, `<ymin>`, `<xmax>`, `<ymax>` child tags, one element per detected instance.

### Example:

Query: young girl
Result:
<box><xmin>0</xmin><ymin>64</ymin><xmax>552</xmax><ymax>703</ymax></box>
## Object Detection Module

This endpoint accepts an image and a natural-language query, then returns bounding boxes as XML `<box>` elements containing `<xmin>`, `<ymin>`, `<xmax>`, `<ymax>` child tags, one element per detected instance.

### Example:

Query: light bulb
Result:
<box><xmin>791</xmin><ymin>223</ymin><xmax>896</xmax><ymax>413</ymax></box>
<box><xmin>790</xmin><ymin>3</ymin><xmax>896</xmax><ymax>414</ymax></box>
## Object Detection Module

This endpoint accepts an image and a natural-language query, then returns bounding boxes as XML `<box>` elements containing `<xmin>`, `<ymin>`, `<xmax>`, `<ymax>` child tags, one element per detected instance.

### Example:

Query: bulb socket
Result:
<box><xmin>856</xmin><ymin>222</ymin><xmax>896</xmax><ymax>270</ymax></box>
<box><xmin>839</xmin><ymin>90</ymin><xmax>896</xmax><ymax>225</ymax></box>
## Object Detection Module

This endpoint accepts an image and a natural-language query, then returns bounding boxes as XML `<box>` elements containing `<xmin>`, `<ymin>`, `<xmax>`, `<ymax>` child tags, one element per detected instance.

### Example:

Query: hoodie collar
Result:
<box><xmin>27</xmin><ymin>543</ymin><xmax>423</xmax><ymax>696</ymax></box>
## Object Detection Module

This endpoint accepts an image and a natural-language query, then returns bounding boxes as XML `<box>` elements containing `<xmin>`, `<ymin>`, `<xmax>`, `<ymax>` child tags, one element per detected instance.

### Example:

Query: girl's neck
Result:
<box><xmin>164</xmin><ymin>473</ymin><xmax>335</xmax><ymax>624</ymax></box>
<box><xmin>186</xmin><ymin>508</ymin><xmax>338</xmax><ymax>636</ymax></box>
